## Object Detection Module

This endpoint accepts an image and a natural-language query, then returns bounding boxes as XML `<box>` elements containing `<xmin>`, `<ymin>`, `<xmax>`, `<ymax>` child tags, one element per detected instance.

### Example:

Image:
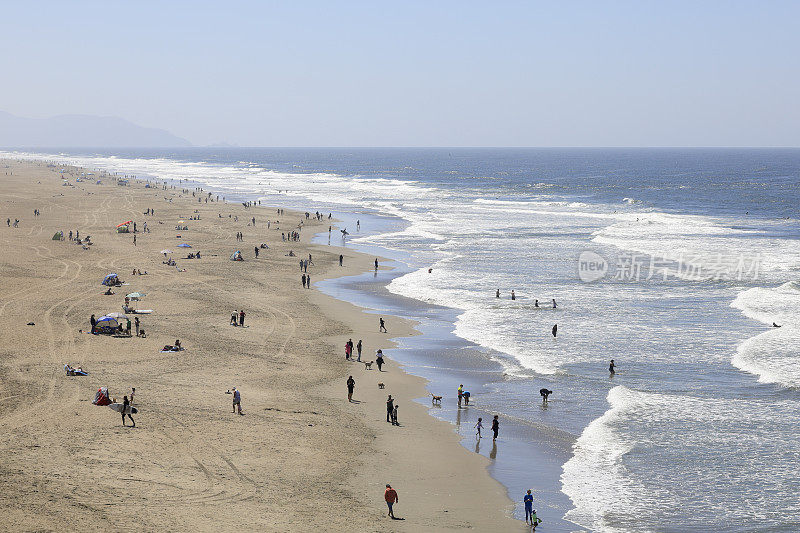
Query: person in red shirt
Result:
<box><xmin>384</xmin><ymin>484</ymin><xmax>398</xmax><ymax>518</ymax></box>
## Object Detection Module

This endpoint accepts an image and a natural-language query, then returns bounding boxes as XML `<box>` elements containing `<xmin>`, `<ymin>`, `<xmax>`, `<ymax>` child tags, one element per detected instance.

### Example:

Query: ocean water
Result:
<box><xmin>6</xmin><ymin>147</ymin><xmax>800</xmax><ymax>532</ymax></box>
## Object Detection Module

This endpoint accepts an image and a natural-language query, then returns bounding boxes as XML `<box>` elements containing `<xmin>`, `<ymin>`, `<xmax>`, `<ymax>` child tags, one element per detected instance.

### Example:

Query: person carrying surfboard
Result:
<box><xmin>122</xmin><ymin>395</ymin><xmax>135</xmax><ymax>427</ymax></box>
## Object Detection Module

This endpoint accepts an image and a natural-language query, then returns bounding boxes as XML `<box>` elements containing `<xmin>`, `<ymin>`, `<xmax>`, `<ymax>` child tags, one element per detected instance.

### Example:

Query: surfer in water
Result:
<box><xmin>552</xmin><ymin>299</ymin><xmax>557</xmax><ymax>309</ymax></box>
<box><xmin>534</xmin><ymin>299</ymin><xmax>539</xmax><ymax>308</ymax></box>
<box><xmin>511</xmin><ymin>290</ymin><xmax>516</xmax><ymax>300</ymax></box>
<box><xmin>609</xmin><ymin>359</ymin><xmax>616</xmax><ymax>374</ymax></box>
<box><xmin>773</xmin><ymin>322</ymin><xmax>782</xmax><ymax>328</ymax></box>
<box><xmin>496</xmin><ymin>289</ymin><xmax>500</xmax><ymax>298</ymax></box>
<box><xmin>552</xmin><ymin>324</ymin><xmax>557</xmax><ymax>337</ymax></box>
<box><xmin>122</xmin><ymin>395</ymin><xmax>135</xmax><ymax>427</ymax></box>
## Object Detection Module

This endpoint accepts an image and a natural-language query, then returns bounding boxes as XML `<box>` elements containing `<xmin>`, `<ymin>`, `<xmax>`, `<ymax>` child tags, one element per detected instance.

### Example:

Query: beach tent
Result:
<box><xmin>117</xmin><ymin>220</ymin><xmax>131</xmax><ymax>233</ymax></box>
<box><xmin>92</xmin><ymin>387</ymin><xmax>112</xmax><ymax>406</ymax></box>
<box><xmin>230</xmin><ymin>250</ymin><xmax>243</xmax><ymax>261</ymax></box>
<box><xmin>177</xmin><ymin>243</ymin><xmax>192</xmax><ymax>248</ymax></box>
<box><xmin>94</xmin><ymin>315</ymin><xmax>120</xmax><ymax>334</ymax></box>
<box><xmin>52</xmin><ymin>232</ymin><xmax>63</xmax><ymax>241</ymax></box>
<box><xmin>160</xmin><ymin>249</ymin><xmax>173</xmax><ymax>255</ymax></box>
<box><xmin>126</xmin><ymin>292</ymin><xmax>146</xmax><ymax>300</ymax></box>
<box><xmin>102</xmin><ymin>273</ymin><xmax>120</xmax><ymax>286</ymax></box>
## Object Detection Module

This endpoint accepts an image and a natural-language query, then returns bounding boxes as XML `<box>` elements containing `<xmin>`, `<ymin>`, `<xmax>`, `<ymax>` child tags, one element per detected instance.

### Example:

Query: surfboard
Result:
<box><xmin>108</xmin><ymin>403</ymin><xmax>138</xmax><ymax>415</ymax></box>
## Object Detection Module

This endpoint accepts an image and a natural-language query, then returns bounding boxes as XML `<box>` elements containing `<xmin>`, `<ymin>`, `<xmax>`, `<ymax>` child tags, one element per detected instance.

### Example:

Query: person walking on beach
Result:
<box><xmin>339</xmin><ymin>254</ymin><xmax>343</xmax><ymax>266</ymax></box>
<box><xmin>492</xmin><ymin>415</ymin><xmax>499</xmax><ymax>441</ymax></box>
<box><xmin>134</xmin><ymin>316</ymin><xmax>140</xmax><ymax>336</ymax></box>
<box><xmin>457</xmin><ymin>384</ymin><xmax>463</xmax><ymax>407</ymax></box>
<box><xmin>232</xmin><ymin>387</ymin><xmax>243</xmax><ymax>415</ymax></box>
<box><xmin>356</xmin><ymin>339</ymin><xmax>362</xmax><ymax>362</ymax></box>
<box><xmin>376</xmin><ymin>350</ymin><xmax>385</xmax><ymax>371</ymax></box>
<box><xmin>386</xmin><ymin>395</ymin><xmax>394</xmax><ymax>423</ymax></box>
<box><xmin>90</xmin><ymin>314</ymin><xmax>97</xmax><ymax>334</ymax></box>
<box><xmin>384</xmin><ymin>484</ymin><xmax>398</xmax><ymax>519</ymax></box>
<box><xmin>347</xmin><ymin>376</ymin><xmax>355</xmax><ymax>402</ymax></box>
<box><xmin>392</xmin><ymin>403</ymin><xmax>399</xmax><ymax>425</ymax></box>
<box><xmin>231</xmin><ymin>311</ymin><xmax>238</xmax><ymax>326</ymax></box>
<box><xmin>345</xmin><ymin>340</ymin><xmax>352</xmax><ymax>360</ymax></box>
<box><xmin>379</xmin><ymin>317</ymin><xmax>387</xmax><ymax>333</ymax></box>
<box><xmin>375</xmin><ymin>258</ymin><xmax>379</xmax><ymax>271</ymax></box>
<box><xmin>306</xmin><ymin>274</ymin><xmax>311</xmax><ymax>288</ymax></box>
<box><xmin>121</xmin><ymin>395</ymin><xmax>135</xmax><ymax>427</ymax></box>
<box><xmin>475</xmin><ymin>417</ymin><xmax>483</xmax><ymax>438</ymax></box>
<box><xmin>302</xmin><ymin>273</ymin><xmax>307</xmax><ymax>288</ymax></box>
<box><xmin>133</xmin><ymin>234</ymin><xmax>136</xmax><ymax>246</ymax></box>
<box><xmin>524</xmin><ymin>489</ymin><xmax>534</xmax><ymax>524</ymax></box>
<box><xmin>239</xmin><ymin>310</ymin><xmax>246</xmax><ymax>327</ymax></box>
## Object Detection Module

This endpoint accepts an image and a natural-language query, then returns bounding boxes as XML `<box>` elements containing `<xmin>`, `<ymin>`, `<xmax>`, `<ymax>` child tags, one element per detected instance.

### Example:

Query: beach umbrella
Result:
<box><xmin>126</xmin><ymin>292</ymin><xmax>146</xmax><ymax>300</ymax></box>
<box><xmin>160</xmin><ymin>249</ymin><xmax>173</xmax><ymax>254</ymax></box>
<box><xmin>105</xmin><ymin>312</ymin><xmax>128</xmax><ymax>320</ymax></box>
<box><xmin>116</xmin><ymin>220</ymin><xmax>133</xmax><ymax>228</ymax></box>
<box><xmin>177</xmin><ymin>243</ymin><xmax>192</xmax><ymax>248</ymax></box>
<box><xmin>178</xmin><ymin>220</ymin><xmax>185</xmax><ymax>223</ymax></box>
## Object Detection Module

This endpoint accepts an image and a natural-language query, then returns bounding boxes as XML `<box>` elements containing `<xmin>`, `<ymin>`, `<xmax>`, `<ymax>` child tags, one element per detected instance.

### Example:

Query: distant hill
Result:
<box><xmin>0</xmin><ymin>111</ymin><xmax>192</xmax><ymax>148</ymax></box>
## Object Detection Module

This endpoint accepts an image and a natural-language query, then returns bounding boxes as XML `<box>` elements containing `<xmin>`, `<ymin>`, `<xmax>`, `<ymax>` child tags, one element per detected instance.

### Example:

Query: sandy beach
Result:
<box><xmin>0</xmin><ymin>159</ymin><xmax>519</xmax><ymax>531</ymax></box>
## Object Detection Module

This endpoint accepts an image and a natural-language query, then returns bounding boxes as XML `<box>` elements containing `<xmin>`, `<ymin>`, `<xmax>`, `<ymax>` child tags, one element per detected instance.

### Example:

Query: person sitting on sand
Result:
<box><xmin>104</xmin><ymin>288</ymin><xmax>114</xmax><ymax>295</ymax></box>
<box><xmin>174</xmin><ymin>339</ymin><xmax>182</xmax><ymax>350</ymax></box>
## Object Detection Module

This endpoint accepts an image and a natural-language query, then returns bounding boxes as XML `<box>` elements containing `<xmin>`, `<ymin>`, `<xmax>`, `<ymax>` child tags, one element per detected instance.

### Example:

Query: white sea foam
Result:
<box><xmin>731</xmin><ymin>282</ymin><xmax>800</xmax><ymax>387</ymax></box>
<box><xmin>562</xmin><ymin>386</ymin><xmax>800</xmax><ymax>530</ymax></box>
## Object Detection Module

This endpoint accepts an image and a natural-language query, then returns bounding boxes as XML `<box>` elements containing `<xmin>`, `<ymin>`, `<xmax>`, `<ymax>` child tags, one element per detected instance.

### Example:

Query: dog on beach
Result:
<box><xmin>378</xmin><ymin>382</ymin><xmax>385</xmax><ymax>389</ymax></box>
<box><xmin>430</xmin><ymin>393</ymin><xmax>442</xmax><ymax>404</ymax></box>
<box><xmin>363</xmin><ymin>361</ymin><xmax>374</xmax><ymax>370</ymax></box>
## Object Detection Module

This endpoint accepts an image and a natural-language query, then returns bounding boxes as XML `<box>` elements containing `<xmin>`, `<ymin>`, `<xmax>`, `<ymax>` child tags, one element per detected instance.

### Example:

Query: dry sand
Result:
<box><xmin>0</xmin><ymin>159</ymin><xmax>519</xmax><ymax>531</ymax></box>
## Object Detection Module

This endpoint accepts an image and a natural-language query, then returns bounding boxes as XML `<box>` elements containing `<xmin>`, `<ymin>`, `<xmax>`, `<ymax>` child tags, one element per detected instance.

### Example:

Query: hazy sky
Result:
<box><xmin>1</xmin><ymin>1</ymin><xmax>798</xmax><ymax>147</ymax></box>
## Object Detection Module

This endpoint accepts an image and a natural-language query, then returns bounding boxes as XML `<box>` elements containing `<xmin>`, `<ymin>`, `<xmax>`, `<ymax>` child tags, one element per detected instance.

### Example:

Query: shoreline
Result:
<box><xmin>312</xmin><ymin>237</ymin><xmax>580</xmax><ymax>531</ymax></box>
<box><xmin>0</xmin><ymin>158</ymin><xmax>520</xmax><ymax>531</ymax></box>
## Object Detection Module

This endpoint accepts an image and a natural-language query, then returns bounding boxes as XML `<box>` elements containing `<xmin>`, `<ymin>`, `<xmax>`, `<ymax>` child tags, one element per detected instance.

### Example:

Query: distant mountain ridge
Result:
<box><xmin>0</xmin><ymin>111</ymin><xmax>192</xmax><ymax>147</ymax></box>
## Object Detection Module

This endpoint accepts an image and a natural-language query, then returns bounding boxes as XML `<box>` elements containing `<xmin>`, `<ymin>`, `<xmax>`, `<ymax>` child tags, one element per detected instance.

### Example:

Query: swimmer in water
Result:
<box><xmin>609</xmin><ymin>359</ymin><xmax>616</xmax><ymax>374</ymax></box>
<box><xmin>552</xmin><ymin>299</ymin><xmax>557</xmax><ymax>309</ymax></box>
<box><xmin>496</xmin><ymin>289</ymin><xmax>500</xmax><ymax>298</ymax></box>
<box><xmin>534</xmin><ymin>299</ymin><xmax>539</xmax><ymax>308</ymax></box>
<box><xmin>552</xmin><ymin>324</ymin><xmax>557</xmax><ymax>337</ymax></box>
<box><xmin>511</xmin><ymin>290</ymin><xmax>516</xmax><ymax>301</ymax></box>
